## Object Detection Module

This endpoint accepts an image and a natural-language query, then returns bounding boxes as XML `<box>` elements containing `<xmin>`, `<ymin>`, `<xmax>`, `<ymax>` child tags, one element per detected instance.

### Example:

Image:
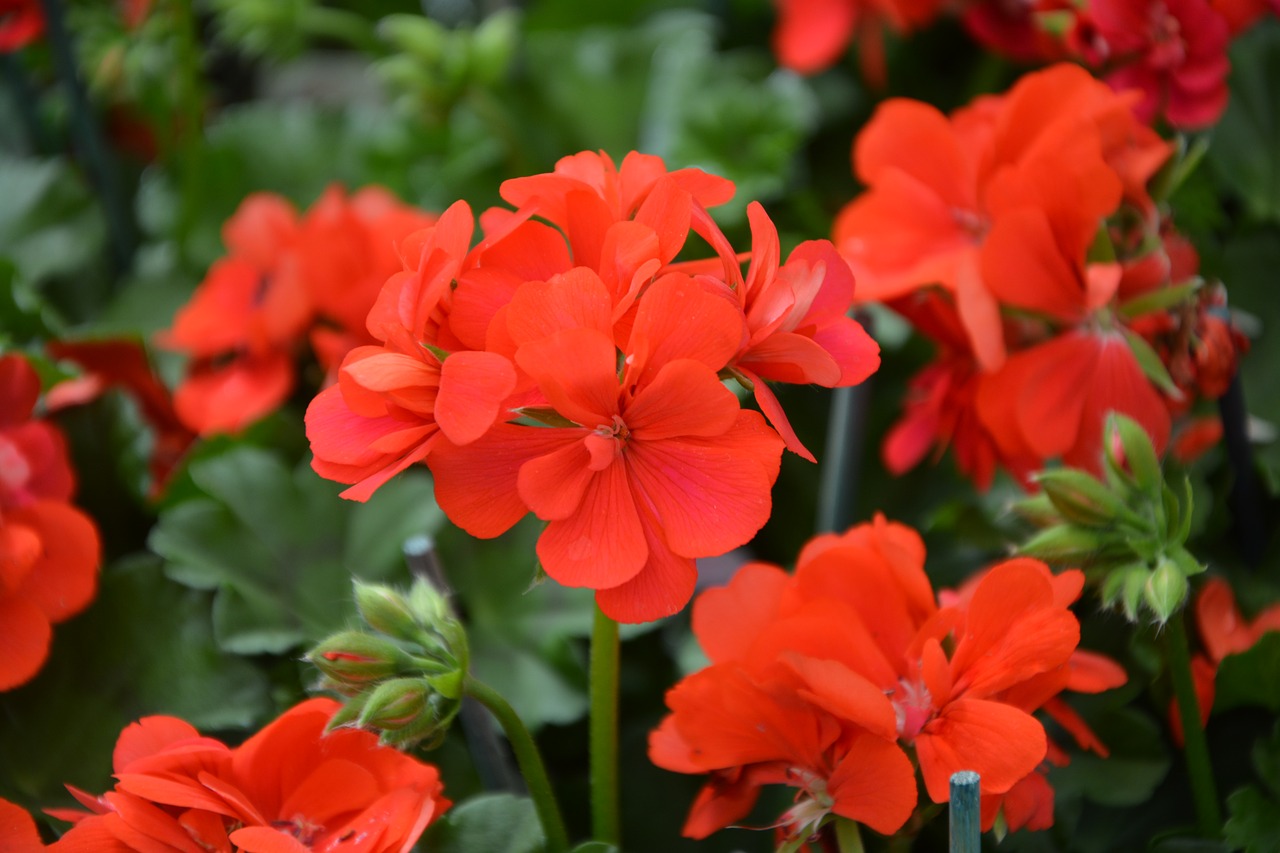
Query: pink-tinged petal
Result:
<box><xmin>829</xmin><ymin>732</ymin><xmax>918</xmax><ymax>835</ymax></box>
<box><xmin>784</xmin><ymin>655</ymin><xmax>897</xmax><ymax>738</ymax></box>
<box><xmin>505</xmin><ymin>268</ymin><xmax>615</xmax><ymax>346</ymax></box>
<box><xmin>515</xmin><ymin>328</ymin><xmax>620</xmax><ymax>428</ymax></box>
<box><xmin>517</xmin><ymin>440</ymin><xmax>595</xmax><ymax>521</ymax></box>
<box><xmin>594</xmin><ymin>518</ymin><xmax>697</xmax><ymax>623</ymax></box>
<box><xmin>0</xmin><ymin>596</ymin><xmax>50</xmax><ymax>691</ymax></box>
<box><xmin>536</xmin><ymin>461</ymin><xmax>645</xmax><ymax>589</ymax></box>
<box><xmin>430</xmin><ymin>425</ymin><xmax>577</xmax><ymax>538</ymax></box>
<box><xmin>0</xmin><ymin>355</ymin><xmax>40</xmax><ymax>427</ymax></box>
<box><xmin>693</xmin><ymin>562</ymin><xmax>794</xmax><ymax>663</ymax></box>
<box><xmin>435</xmin><ymin>351</ymin><xmax>517</xmax><ymax>445</ymax></box>
<box><xmin>626</xmin><ymin>275</ymin><xmax>745</xmax><ymax>385</ymax></box>
<box><xmin>915</xmin><ymin>698</ymin><xmax>1047</xmax><ymax>803</ymax></box>
<box><xmin>786</xmin><ymin>241</ymin><xmax>855</xmax><ymax>322</ymax></box>
<box><xmin>625</xmin><ymin>360</ymin><xmax>740</xmax><ymax>442</ymax></box>
<box><xmin>747</xmin><ymin>374</ymin><xmax>815</xmax><ymax>462</ymax></box>
<box><xmin>625</xmin><ymin>412</ymin><xmax>782</xmax><ymax>558</ymax></box>
<box><xmin>773</xmin><ymin>0</ymin><xmax>859</xmax><ymax>74</ymax></box>
<box><xmin>810</xmin><ymin>315</ymin><xmax>881</xmax><ymax>387</ymax></box>
<box><xmin>738</xmin><ymin>331</ymin><xmax>841</xmax><ymax>386</ymax></box>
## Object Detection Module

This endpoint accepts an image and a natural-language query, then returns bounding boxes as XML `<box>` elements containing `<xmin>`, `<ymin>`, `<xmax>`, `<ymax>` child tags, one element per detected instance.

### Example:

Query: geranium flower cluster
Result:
<box><xmin>159</xmin><ymin>186</ymin><xmax>437</xmax><ymax>435</ymax></box>
<box><xmin>306</xmin><ymin>151</ymin><xmax>880</xmax><ymax>623</ymax></box>
<box><xmin>835</xmin><ymin>63</ymin><xmax>1242</xmax><ymax>489</ymax></box>
<box><xmin>12</xmin><ymin>698</ymin><xmax>449</xmax><ymax>851</ymax></box>
<box><xmin>649</xmin><ymin>516</ymin><xmax>1126</xmax><ymax>843</ymax></box>
<box><xmin>0</xmin><ymin>354</ymin><xmax>101</xmax><ymax>692</ymax></box>
<box><xmin>965</xmin><ymin>0</ymin><xmax>1240</xmax><ymax>129</ymax></box>
<box><xmin>769</xmin><ymin>0</ymin><xmax>1261</xmax><ymax>130</ymax></box>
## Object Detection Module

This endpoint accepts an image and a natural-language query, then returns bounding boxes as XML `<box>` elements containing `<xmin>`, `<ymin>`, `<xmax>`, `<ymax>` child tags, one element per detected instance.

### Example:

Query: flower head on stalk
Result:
<box><xmin>47</xmin><ymin>698</ymin><xmax>449</xmax><ymax>852</ymax></box>
<box><xmin>651</xmin><ymin>516</ymin><xmax>1121</xmax><ymax>842</ymax></box>
<box><xmin>308</xmin><ymin>577</ymin><xmax>469</xmax><ymax>749</ymax></box>
<box><xmin>306</xmin><ymin>150</ymin><xmax>879</xmax><ymax>623</ymax></box>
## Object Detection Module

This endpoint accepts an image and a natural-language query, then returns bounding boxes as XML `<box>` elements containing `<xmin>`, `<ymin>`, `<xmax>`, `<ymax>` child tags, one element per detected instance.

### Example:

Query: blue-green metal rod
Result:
<box><xmin>950</xmin><ymin>771</ymin><xmax>981</xmax><ymax>853</ymax></box>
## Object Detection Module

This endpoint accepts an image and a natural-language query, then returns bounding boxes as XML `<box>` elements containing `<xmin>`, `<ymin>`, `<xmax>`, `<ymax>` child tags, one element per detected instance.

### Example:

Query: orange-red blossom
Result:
<box><xmin>43</xmin><ymin>697</ymin><xmax>448</xmax><ymax>852</ymax></box>
<box><xmin>0</xmin><ymin>354</ymin><xmax>101</xmax><ymax>692</ymax></box>
<box><xmin>650</xmin><ymin>516</ymin><xmax>1125</xmax><ymax>842</ymax></box>
<box><xmin>306</xmin><ymin>150</ymin><xmax>880</xmax><ymax>623</ymax></box>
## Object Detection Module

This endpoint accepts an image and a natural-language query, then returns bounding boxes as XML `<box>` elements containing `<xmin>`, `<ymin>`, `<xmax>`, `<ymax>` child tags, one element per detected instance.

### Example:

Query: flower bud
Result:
<box><xmin>1019</xmin><ymin>524</ymin><xmax>1104</xmax><ymax>563</ymax></box>
<box><xmin>1106</xmin><ymin>414</ymin><xmax>1162</xmax><ymax>500</ymax></box>
<box><xmin>1143</xmin><ymin>556</ymin><xmax>1189</xmax><ymax>624</ymax></box>
<box><xmin>354</xmin><ymin>581</ymin><xmax>420</xmax><ymax>642</ymax></box>
<box><xmin>1036</xmin><ymin>469</ymin><xmax>1138</xmax><ymax>528</ymax></box>
<box><xmin>308</xmin><ymin>631</ymin><xmax>416</xmax><ymax>694</ymax></box>
<box><xmin>356</xmin><ymin>677</ymin><xmax>461</xmax><ymax>750</ymax></box>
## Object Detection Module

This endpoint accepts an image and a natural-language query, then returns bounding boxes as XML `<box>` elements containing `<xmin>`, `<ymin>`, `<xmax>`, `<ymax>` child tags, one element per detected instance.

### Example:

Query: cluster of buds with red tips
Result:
<box><xmin>1015</xmin><ymin>413</ymin><xmax>1205</xmax><ymax>623</ymax></box>
<box><xmin>307</xmin><ymin>577</ymin><xmax>468</xmax><ymax>749</ymax></box>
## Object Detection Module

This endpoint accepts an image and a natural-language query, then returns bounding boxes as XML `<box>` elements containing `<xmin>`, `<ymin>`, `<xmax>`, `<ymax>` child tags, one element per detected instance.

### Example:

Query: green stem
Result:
<box><xmin>1164</xmin><ymin>610</ymin><xmax>1222</xmax><ymax>836</ymax></box>
<box><xmin>590</xmin><ymin>605</ymin><xmax>621</xmax><ymax>845</ymax></box>
<box><xmin>464</xmin><ymin>677</ymin><xmax>570</xmax><ymax>853</ymax></box>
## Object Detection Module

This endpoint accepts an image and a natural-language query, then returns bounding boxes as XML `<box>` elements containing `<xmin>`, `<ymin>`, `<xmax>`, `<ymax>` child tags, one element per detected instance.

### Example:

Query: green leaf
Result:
<box><xmin>0</xmin><ymin>556</ymin><xmax>271</xmax><ymax>803</ymax></box>
<box><xmin>150</xmin><ymin>446</ymin><xmax>444</xmax><ymax>655</ymax></box>
<box><xmin>1208</xmin><ymin>20</ymin><xmax>1280</xmax><ymax>223</ymax></box>
<box><xmin>1225</xmin><ymin>787</ymin><xmax>1280</xmax><ymax>853</ymax></box>
<box><xmin>421</xmin><ymin>793</ymin><xmax>544</xmax><ymax>853</ymax></box>
<box><xmin>1215</xmin><ymin>632</ymin><xmax>1280</xmax><ymax>713</ymax></box>
<box><xmin>1121</xmin><ymin>326</ymin><xmax>1184</xmax><ymax>399</ymax></box>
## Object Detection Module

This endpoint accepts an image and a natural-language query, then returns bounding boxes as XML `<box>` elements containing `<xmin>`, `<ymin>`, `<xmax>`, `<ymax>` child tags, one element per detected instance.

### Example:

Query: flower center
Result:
<box><xmin>584</xmin><ymin>415</ymin><xmax>630</xmax><ymax>471</ymax></box>
<box><xmin>892</xmin><ymin>677</ymin><xmax>935</xmax><ymax>740</ymax></box>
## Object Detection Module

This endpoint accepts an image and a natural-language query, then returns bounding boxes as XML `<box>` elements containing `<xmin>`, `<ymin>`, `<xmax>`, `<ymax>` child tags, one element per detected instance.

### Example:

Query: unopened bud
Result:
<box><xmin>1036</xmin><ymin>469</ymin><xmax>1136</xmax><ymax>527</ymax></box>
<box><xmin>359</xmin><ymin>677</ymin><xmax>433</xmax><ymax>729</ymax></box>
<box><xmin>1019</xmin><ymin>524</ymin><xmax>1104</xmax><ymax>564</ymax></box>
<box><xmin>354</xmin><ymin>581</ymin><xmax>420</xmax><ymax>641</ymax></box>
<box><xmin>308</xmin><ymin>631</ymin><xmax>416</xmax><ymax>694</ymax></box>
<box><xmin>1144</xmin><ymin>557</ymin><xmax>1189</xmax><ymax>623</ymax></box>
<box><xmin>1106</xmin><ymin>414</ymin><xmax>1162</xmax><ymax>500</ymax></box>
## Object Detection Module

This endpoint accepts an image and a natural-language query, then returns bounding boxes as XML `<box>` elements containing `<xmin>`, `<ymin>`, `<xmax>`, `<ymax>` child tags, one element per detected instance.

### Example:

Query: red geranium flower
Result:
<box><xmin>0</xmin><ymin>354</ymin><xmax>101</xmax><ymax>692</ymax></box>
<box><xmin>0</xmin><ymin>0</ymin><xmax>43</xmax><ymax>52</ymax></box>
<box><xmin>652</xmin><ymin>516</ymin><xmax>1115</xmax><ymax>840</ymax></box>
<box><xmin>50</xmin><ymin>698</ymin><xmax>449</xmax><ymax>852</ymax></box>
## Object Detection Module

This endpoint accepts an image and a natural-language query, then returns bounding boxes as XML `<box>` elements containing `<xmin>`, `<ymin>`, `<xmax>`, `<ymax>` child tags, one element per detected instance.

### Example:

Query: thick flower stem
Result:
<box><xmin>464</xmin><ymin>677</ymin><xmax>570</xmax><ymax>853</ymax></box>
<box><xmin>1164</xmin><ymin>610</ymin><xmax>1222</xmax><ymax>836</ymax></box>
<box><xmin>590</xmin><ymin>605</ymin><xmax>621</xmax><ymax>846</ymax></box>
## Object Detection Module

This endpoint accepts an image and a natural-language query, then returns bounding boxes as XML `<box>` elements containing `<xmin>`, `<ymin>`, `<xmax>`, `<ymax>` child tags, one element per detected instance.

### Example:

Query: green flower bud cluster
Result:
<box><xmin>1015</xmin><ymin>413</ymin><xmax>1206</xmax><ymax>624</ymax></box>
<box><xmin>307</xmin><ymin>577</ymin><xmax>469</xmax><ymax>749</ymax></box>
<box><xmin>375</xmin><ymin>10</ymin><xmax>518</xmax><ymax>118</ymax></box>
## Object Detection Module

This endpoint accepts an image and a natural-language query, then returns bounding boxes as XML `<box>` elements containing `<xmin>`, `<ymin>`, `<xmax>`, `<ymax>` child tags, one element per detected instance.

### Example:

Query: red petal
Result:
<box><xmin>829</xmin><ymin>732</ymin><xmax>918</xmax><ymax>835</ymax></box>
<box><xmin>0</xmin><ymin>595</ymin><xmax>51</xmax><ymax>691</ymax></box>
<box><xmin>11</xmin><ymin>502</ymin><xmax>100</xmax><ymax>623</ymax></box>
<box><xmin>435</xmin><ymin>351</ymin><xmax>517</xmax><ymax>445</ymax></box>
<box><xmin>536</xmin><ymin>462</ymin><xmax>645</xmax><ymax>590</ymax></box>
<box><xmin>0</xmin><ymin>355</ymin><xmax>40</xmax><ymax>428</ymax></box>
<box><xmin>594</xmin><ymin>519</ymin><xmax>697</xmax><ymax>623</ymax></box>
<box><xmin>916</xmin><ymin>698</ymin><xmax>1047</xmax><ymax>803</ymax></box>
